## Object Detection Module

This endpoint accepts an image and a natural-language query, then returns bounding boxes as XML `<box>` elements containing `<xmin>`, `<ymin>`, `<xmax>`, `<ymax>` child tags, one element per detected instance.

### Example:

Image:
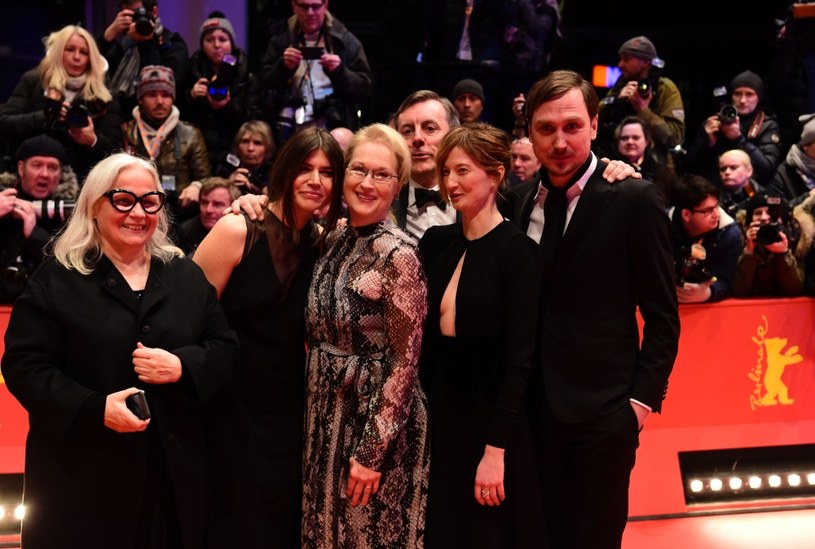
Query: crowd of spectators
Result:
<box><xmin>0</xmin><ymin>0</ymin><xmax>814</xmax><ymax>305</ymax></box>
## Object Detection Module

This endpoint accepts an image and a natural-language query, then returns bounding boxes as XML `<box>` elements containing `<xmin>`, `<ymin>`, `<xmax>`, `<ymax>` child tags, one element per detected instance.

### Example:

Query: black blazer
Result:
<box><xmin>513</xmin><ymin>162</ymin><xmax>680</xmax><ymax>424</ymax></box>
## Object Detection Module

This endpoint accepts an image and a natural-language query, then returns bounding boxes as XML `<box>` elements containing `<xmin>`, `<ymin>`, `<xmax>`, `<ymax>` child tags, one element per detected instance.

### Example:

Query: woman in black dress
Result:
<box><xmin>193</xmin><ymin>126</ymin><xmax>345</xmax><ymax>548</ymax></box>
<box><xmin>419</xmin><ymin>122</ymin><xmax>545</xmax><ymax>548</ymax></box>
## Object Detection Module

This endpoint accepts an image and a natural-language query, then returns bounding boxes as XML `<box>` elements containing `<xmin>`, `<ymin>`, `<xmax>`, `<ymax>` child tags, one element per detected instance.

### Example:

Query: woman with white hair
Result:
<box><xmin>0</xmin><ymin>25</ymin><xmax>122</xmax><ymax>180</ymax></box>
<box><xmin>1</xmin><ymin>153</ymin><xmax>237</xmax><ymax>549</ymax></box>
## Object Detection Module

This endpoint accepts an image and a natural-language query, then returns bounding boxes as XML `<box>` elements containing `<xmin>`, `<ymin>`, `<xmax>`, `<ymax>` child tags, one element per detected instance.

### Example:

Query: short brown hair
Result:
<box><xmin>525</xmin><ymin>70</ymin><xmax>599</xmax><ymax>123</ymax></box>
<box><xmin>435</xmin><ymin>123</ymin><xmax>511</xmax><ymax>201</ymax></box>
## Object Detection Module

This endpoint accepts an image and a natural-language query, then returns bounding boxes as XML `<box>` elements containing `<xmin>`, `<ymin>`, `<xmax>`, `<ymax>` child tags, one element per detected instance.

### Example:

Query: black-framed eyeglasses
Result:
<box><xmin>294</xmin><ymin>1</ymin><xmax>325</xmax><ymax>12</ymax></box>
<box><xmin>346</xmin><ymin>165</ymin><xmax>397</xmax><ymax>184</ymax></box>
<box><xmin>103</xmin><ymin>189</ymin><xmax>166</xmax><ymax>214</ymax></box>
<box><xmin>692</xmin><ymin>204</ymin><xmax>719</xmax><ymax>216</ymax></box>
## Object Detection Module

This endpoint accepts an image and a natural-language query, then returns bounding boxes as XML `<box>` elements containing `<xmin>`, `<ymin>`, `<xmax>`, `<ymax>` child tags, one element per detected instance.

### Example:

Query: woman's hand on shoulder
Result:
<box><xmin>104</xmin><ymin>388</ymin><xmax>150</xmax><ymax>433</ymax></box>
<box><xmin>227</xmin><ymin>193</ymin><xmax>269</xmax><ymax>220</ymax></box>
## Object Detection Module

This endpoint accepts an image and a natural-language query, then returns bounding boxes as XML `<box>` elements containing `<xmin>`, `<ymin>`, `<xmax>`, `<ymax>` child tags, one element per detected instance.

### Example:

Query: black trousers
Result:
<box><xmin>533</xmin><ymin>400</ymin><xmax>640</xmax><ymax>549</ymax></box>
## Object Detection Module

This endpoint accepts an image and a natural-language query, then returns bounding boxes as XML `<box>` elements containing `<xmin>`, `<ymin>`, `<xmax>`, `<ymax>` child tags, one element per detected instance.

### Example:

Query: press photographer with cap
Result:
<box><xmin>0</xmin><ymin>135</ymin><xmax>78</xmax><ymax>302</ymax></box>
<box><xmin>685</xmin><ymin>70</ymin><xmax>783</xmax><ymax>186</ymax></box>
<box><xmin>451</xmin><ymin>78</ymin><xmax>486</xmax><ymax>124</ymax></box>
<box><xmin>597</xmin><ymin>35</ymin><xmax>686</xmax><ymax>165</ymax></box>
<box><xmin>122</xmin><ymin>65</ymin><xmax>211</xmax><ymax>221</ymax></box>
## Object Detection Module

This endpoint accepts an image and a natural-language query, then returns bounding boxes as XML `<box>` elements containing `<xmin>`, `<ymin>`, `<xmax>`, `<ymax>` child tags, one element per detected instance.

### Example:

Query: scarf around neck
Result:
<box><xmin>132</xmin><ymin>104</ymin><xmax>180</xmax><ymax>160</ymax></box>
<box><xmin>786</xmin><ymin>144</ymin><xmax>815</xmax><ymax>189</ymax></box>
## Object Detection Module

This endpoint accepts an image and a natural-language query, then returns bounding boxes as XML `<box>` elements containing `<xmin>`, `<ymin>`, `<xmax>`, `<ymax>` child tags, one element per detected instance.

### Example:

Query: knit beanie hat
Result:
<box><xmin>200</xmin><ymin>14</ymin><xmax>235</xmax><ymax>47</ymax></box>
<box><xmin>452</xmin><ymin>79</ymin><xmax>485</xmax><ymax>102</ymax></box>
<box><xmin>16</xmin><ymin>134</ymin><xmax>67</xmax><ymax>164</ymax></box>
<box><xmin>745</xmin><ymin>193</ymin><xmax>789</xmax><ymax>223</ymax></box>
<box><xmin>618</xmin><ymin>36</ymin><xmax>657</xmax><ymax>61</ymax></box>
<box><xmin>799</xmin><ymin>113</ymin><xmax>815</xmax><ymax>146</ymax></box>
<box><xmin>137</xmin><ymin>65</ymin><xmax>176</xmax><ymax>100</ymax></box>
<box><xmin>730</xmin><ymin>70</ymin><xmax>765</xmax><ymax>101</ymax></box>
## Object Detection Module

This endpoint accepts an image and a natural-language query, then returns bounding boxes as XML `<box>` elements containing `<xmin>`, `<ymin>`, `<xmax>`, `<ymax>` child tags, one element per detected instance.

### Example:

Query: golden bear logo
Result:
<box><xmin>749</xmin><ymin>315</ymin><xmax>804</xmax><ymax>410</ymax></box>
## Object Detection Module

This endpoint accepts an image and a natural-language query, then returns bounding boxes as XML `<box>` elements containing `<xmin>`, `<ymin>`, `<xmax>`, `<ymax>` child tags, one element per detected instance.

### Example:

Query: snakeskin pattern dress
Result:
<box><xmin>302</xmin><ymin>220</ymin><xmax>430</xmax><ymax>548</ymax></box>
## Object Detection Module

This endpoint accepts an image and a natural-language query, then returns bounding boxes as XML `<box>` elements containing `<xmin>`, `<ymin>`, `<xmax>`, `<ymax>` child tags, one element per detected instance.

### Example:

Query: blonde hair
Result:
<box><xmin>346</xmin><ymin>123</ymin><xmax>412</xmax><ymax>189</ymax></box>
<box><xmin>40</xmin><ymin>25</ymin><xmax>112</xmax><ymax>103</ymax></box>
<box><xmin>53</xmin><ymin>153</ymin><xmax>182</xmax><ymax>274</ymax></box>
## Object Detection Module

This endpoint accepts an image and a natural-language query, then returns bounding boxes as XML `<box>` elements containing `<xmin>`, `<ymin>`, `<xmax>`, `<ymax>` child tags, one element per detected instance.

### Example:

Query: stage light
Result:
<box><xmin>729</xmin><ymin>477</ymin><xmax>743</xmax><ymax>490</ymax></box>
<box><xmin>768</xmin><ymin>475</ymin><xmax>782</xmax><ymax>488</ymax></box>
<box><xmin>788</xmin><ymin>474</ymin><xmax>801</xmax><ymax>487</ymax></box>
<box><xmin>689</xmin><ymin>479</ymin><xmax>704</xmax><ymax>493</ymax></box>
<box><xmin>807</xmin><ymin>473</ymin><xmax>815</xmax><ymax>486</ymax></box>
<box><xmin>748</xmin><ymin>476</ymin><xmax>762</xmax><ymax>489</ymax></box>
<box><xmin>14</xmin><ymin>505</ymin><xmax>23</xmax><ymax>520</ymax></box>
<box><xmin>0</xmin><ymin>505</ymin><xmax>5</xmax><ymax>520</ymax></box>
<box><xmin>709</xmin><ymin>478</ymin><xmax>723</xmax><ymax>491</ymax></box>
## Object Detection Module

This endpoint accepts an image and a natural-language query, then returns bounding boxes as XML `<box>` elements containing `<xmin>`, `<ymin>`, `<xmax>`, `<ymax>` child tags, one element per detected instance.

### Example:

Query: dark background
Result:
<box><xmin>0</xmin><ymin>0</ymin><xmax>796</xmax><ymax>149</ymax></box>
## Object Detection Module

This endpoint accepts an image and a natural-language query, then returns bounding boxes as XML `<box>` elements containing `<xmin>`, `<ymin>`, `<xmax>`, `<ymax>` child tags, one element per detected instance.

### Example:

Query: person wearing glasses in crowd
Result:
<box><xmin>670</xmin><ymin>174</ymin><xmax>743</xmax><ymax>303</ymax></box>
<box><xmin>1</xmin><ymin>153</ymin><xmax>238</xmax><ymax>549</ymax></box>
<box><xmin>301</xmin><ymin>123</ymin><xmax>429</xmax><ymax>547</ymax></box>
<box><xmin>193</xmin><ymin>127</ymin><xmax>344</xmax><ymax>548</ymax></box>
<box><xmin>259</xmin><ymin>0</ymin><xmax>373</xmax><ymax>145</ymax></box>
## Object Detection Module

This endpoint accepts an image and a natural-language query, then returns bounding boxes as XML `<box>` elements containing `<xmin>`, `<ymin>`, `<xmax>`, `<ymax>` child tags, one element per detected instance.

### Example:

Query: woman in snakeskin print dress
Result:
<box><xmin>302</xmin><ymin>123</ymin><xmax>430</xmax><ymax>548</ymax></box>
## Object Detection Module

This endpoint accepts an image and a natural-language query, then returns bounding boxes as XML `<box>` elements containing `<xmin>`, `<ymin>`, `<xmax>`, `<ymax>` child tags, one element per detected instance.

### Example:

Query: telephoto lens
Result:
<box><xmin>31</xmin><ymin>200</ymin><xmax>76</xmax><ymax>221</ymax></box>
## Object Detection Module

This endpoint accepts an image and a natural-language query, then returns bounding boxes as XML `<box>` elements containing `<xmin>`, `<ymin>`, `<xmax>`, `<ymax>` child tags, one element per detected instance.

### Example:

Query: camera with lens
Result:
<box><xmin>43</xmin><ymin>88</ymin><xmax>64</xmax><ymax>123</ymax></box>
<box><xmin>273</xmin><ymin>94</ymin><xmax>304</xmax><ymax>144</ymax></box>
<box><xmin>207</xmin><ymin>54</ymin><xmax>237</xmax><ymax>101</ymax></box>
<box><xmin>675</xmin><ymin>243</ymin><xmax>713</xmax><ymax>286</ymax></box>
<box><xmin>32</xmin><ymin>200</ymin><xmax>76</xmax><ymax>222</ymax></box>
<box><xmin>636</xmin><ymin>80</ymin><xmax>651</xmax><ymax>99</ymax></box>
<box><xmin>711</xmin><ymin>85</ymin><xmax>738</xmax><ymax>124</ymax></box>
<box><xmin>132</xmin><ymin>6</ymin><xmax>155</xmax><ymax>37</ymax></box>
<box><xmin>718</xmin><ymin>104</ymin><xmax>738</xmax><ymax>125</ymax></box>
<box><xmin>313</xmin><ymin>95</ymin><xmax>344</xmax><ymax>129</ymax></box>
<box><xmin>755</xmin><ymin>222</ymin><xmax>784</xmax><ymax>246</ymax></box>
<box><xmin>65</xmin><ymin>103</ymin><xmax>90</xmax><ymax>129</ymax></box>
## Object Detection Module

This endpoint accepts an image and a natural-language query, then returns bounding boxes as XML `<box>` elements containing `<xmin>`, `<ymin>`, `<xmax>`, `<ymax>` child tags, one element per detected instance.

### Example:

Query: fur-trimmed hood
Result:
<box><xmin>0</xmin><ymin>166</ymin><xmax>80</xmax><ymax>200</ymax></box>
<box><xmin>793</xmin><ymin>193</ymin><xmax>815</xmax><ymax>261</ymax></box>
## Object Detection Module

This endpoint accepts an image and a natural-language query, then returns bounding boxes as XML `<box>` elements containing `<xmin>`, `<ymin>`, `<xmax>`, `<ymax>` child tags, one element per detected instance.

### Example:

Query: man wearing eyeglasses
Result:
<box><xmin>670</xmin><ymin>174</ymin><xmax>743</xmax><ymax>303</ymax></box>
<box><xmin>259</xmin><ymin>0</ymin><xmax>373</xmax><ymax>143</ymax></box>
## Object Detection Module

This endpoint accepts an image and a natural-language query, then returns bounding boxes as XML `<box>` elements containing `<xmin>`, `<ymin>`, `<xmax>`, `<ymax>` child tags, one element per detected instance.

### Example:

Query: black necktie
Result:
<box><xmin>539</xmin><ymin>184</ymin><xmax>569</xmax><ymax>273</ymax></box>
<box><xmin>414</xmin><ymin>188</ymin><xmax>447</xmax><ymax>210</ymax></box>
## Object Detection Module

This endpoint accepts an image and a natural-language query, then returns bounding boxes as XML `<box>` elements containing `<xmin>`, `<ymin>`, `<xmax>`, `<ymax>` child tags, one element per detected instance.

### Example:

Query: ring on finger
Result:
<box><xmin>480</xmin><ymin>488</ymin><xmax>489</xmax><ymax>498</ymax></box>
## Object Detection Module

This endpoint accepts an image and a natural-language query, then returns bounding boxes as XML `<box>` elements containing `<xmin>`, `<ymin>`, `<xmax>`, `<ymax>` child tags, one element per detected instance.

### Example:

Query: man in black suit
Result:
<box><xmin>512</xmin><ymin>70</ymin><xmax>680</xmax><ymax>548</ymax></box>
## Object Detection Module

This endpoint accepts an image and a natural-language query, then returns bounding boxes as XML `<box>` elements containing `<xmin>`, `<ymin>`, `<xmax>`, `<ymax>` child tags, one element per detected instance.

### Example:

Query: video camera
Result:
<box><xmin>207</xmin><ymin>54</ymin><xmax>237</xmax><ymax>101</ymax></box>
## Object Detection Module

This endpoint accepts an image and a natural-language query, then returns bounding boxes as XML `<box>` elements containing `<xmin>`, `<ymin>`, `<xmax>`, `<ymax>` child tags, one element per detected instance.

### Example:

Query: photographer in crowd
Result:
<box><xmin>685</xmin><ymin>70</ymin><xmax>783</xmax><ymax>187</ymax></box>
<box><xmin>597</xmin><ymin>35</ymin><xmax>686</xmax><ymax>164</ymax></box>
<box><xmin>670</xmin><ymin>174</ymin><xmax>743</xmax><ymax>303</ymax></box>
<box><xmin>100</xmin><ymin>0</ymin><xmax>190</xmax><ymax>122</ymax></box>
<box><xmin>733</xmin><ymin>193</ymin><xmax>806</xmax><ymax>297</ymax></box>
<box><xmin>122</xmin><ymin>65</ymin><xmax>211</xmax><ymax>222</ymax></box>
<box><xmin>0</xmin><ymin>136</ymin><xmax>78</xmax><ymax>303</ymax></box>
<box><xmin>0</xmin><ymin>25</ymin><xmax>122</xmax><ymax>182</ymax></box>
<box><xmin>173</xmin><ymin>177</ymin><xmax>240</xmax><ymax>257</ymax></box>
<box><xmin>259</xmin><ymin>0</ymin><xmax>373</xmax><ymax>145</ymax></box>
<box><xmin>184</xmin><ymin>12</ymin><xmax>259</xmax><ymax>168</ymax></box>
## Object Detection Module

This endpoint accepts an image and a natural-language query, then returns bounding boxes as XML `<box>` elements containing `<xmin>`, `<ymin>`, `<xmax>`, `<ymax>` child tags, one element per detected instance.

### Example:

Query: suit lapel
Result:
<box><xmin>549</xmin><ymin>172</ymin><xmax>617</xmax><ymax>284</ymax></box>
